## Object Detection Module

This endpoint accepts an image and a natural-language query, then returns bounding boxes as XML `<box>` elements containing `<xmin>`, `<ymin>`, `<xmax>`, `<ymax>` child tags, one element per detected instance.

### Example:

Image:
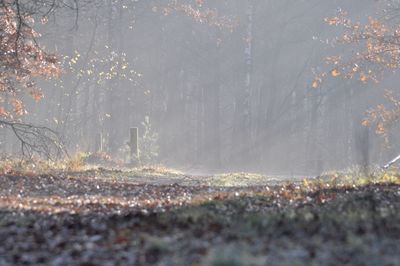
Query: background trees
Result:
<box><xmin>1</xmin><ymin>0</ymin><xmax>397</xmax><ymax>174</ymax></box>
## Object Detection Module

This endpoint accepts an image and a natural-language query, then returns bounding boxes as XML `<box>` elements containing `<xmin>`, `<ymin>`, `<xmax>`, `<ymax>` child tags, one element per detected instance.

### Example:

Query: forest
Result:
<box><xmin>0</xmin><ymin>0</ymin><xmax>399</xmax><ymax>265</ymax></box>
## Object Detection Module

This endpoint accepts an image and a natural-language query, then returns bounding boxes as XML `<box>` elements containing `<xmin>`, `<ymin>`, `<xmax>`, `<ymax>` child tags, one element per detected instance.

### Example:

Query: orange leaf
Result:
<box><xmin>331</xmin><ymin>69</ymin><xmax>340</xmax><ymax>77</ymax></box>
<box><xmin>0</xmin><ymin>107</ymin><xmax>8</xmax><ymax>117</ymax></box>
<box><xmin>30</xmin><ymin>89</ymin><xmax>44</xmax><ymax>102</ymax></box>
<box><xmin>360</xmin><ymin>73</ymin><xmax>368</xmax><ymax>83</ymax></box>
<box><xmin>361</xmin><ymin>119</ymin><xmax>370</xmax><ymax>126</ymax></box>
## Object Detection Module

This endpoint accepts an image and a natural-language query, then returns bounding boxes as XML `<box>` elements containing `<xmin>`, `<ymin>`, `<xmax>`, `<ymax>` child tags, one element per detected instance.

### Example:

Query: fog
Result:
<box><xmin>2</xmin><ymin>0</ymin><xmax>398</xmax><ymax>175</ymax></box>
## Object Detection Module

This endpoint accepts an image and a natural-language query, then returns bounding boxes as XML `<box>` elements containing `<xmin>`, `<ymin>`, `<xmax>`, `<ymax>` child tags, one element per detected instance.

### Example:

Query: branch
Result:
<box><xmin>0</xmin><ymin>120</ymin><xmax>67</xmax><ymax>159</ymax></box>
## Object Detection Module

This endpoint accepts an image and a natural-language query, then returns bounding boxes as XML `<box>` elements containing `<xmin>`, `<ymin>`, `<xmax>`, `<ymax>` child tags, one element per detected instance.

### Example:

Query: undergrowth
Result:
<box><xmin>1</xmin><ymin>155</ymin><xmax>399</xmax><ymax>190</ymax></box>
<box><xmin>0</xmin><ymin>155</ymin><xmax>182</xmax><ymax>178</ymax></box>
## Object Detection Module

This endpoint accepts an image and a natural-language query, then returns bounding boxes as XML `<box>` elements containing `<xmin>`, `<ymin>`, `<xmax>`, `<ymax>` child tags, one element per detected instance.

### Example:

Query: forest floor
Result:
<box><xmin>0</xmin><ymin>162</ymin><xmax>399</xmax><ymax>265</ymax></box>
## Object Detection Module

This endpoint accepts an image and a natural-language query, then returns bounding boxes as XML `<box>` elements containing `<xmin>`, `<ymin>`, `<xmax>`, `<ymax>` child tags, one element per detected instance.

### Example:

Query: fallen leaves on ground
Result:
<box><xmin>0</xmin><ymin>170</ymin><xmax>399</xmax><ymax>265</ymax></box>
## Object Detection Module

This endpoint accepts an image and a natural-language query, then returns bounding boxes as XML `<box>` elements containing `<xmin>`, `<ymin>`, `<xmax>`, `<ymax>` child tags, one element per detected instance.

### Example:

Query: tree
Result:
<box><xmin>0</xmin><ymin>1</ymin><xmax>60</xmax><ymax>116</ymax></box>
<box><xmin>0</xmin><ymin>0</ymin><xmax>102</xmax><ymax>157</ymax></box>
<box><xmin>0</xmin><ymin>1</ymin><xmax>66</xmax><ymax>157</ymax></box>
<box><xmin>320</xmin><ymin>2</ymin><xmax>400</xmax><ymax>147</ymax></box>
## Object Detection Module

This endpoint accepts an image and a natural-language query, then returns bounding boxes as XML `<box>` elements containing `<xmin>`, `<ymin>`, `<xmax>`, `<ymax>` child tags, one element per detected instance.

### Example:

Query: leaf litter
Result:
<box><xmin>0</xmin><ymin>167</ymin><xmax>399</xmax><ymax>265</ymax></box>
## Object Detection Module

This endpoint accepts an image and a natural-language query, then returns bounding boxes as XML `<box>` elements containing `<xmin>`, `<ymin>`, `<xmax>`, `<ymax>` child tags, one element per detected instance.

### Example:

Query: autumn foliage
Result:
<box><xmin>154</xmin><ymin>0</ymin><xmax>237</xmax><ymax>31</ymax></box>
<box><xmin>320</xmin><ymin>7</ymin><xmax>400</xmax><ymax>143</ymax></box>
<box><xmin>323</xmin><ymin>10</ymin><xmax>400</xmax><ymax>82</ymax></box>
<box><xmin>0</xmin><ymin>3</ymin><xmax>60</xmax><ymax>118</ymax></box>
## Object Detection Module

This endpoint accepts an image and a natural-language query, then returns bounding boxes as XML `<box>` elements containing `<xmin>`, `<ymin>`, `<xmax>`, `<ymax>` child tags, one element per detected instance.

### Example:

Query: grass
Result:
<box><xmin>0</xmin><ymin>155</ymin><xmax>183</xmax><ymax>180</ymax></box>
<box><xmin>309</xmin><ymin>166</ymin><xmax>400</xmax><ymax>188</ymax></box>
<box><xmin>2</xmin><ymin>155</ymin><xmax>399</xmax><ymax>187</ymax></box>
<box><xmin>209</xmin><ymin>172</ymin><xmax>277</xmax><ymax>187</ymax></box>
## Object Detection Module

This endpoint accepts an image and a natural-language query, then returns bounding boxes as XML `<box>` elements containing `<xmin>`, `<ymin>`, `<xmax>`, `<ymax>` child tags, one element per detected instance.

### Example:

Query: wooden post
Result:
<box><xmin>129</xmin><ymin>127</ymin><xmax>139</xmax><ymax>165</ymax></box>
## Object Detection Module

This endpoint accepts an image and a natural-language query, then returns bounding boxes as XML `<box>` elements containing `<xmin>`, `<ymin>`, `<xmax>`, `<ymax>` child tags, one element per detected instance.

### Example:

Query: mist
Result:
<box><xmin>1</xmin><ymin>0</ymin><xmax>396</xmax><ymax>175</ymax></box>
<box><xmin>2</xmin><ymin>1</ymin><xmax>400</xmax><ymax>265</ymax></box>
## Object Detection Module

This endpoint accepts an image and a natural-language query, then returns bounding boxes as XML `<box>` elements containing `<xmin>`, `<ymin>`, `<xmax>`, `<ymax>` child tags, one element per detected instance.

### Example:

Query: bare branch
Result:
<box><xmin>0</xmin><ymin>120</ymin><xmax>67</xmax><ymax>159</ymax></box>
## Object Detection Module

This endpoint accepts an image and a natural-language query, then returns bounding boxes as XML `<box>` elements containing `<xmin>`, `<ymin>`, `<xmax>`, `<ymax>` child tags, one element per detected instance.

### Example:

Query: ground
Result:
<box><xmin>0</xmin><ymin>163</ymin><xmax>399</xmax><ymax>265</ymax></box>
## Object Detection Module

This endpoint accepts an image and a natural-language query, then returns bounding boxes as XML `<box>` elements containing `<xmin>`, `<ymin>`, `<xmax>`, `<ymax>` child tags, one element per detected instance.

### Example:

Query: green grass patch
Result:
<box><xmin>209</xmin><ymin>172</ymin><xmax>278</xmax><ymax>187</ymax></box>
